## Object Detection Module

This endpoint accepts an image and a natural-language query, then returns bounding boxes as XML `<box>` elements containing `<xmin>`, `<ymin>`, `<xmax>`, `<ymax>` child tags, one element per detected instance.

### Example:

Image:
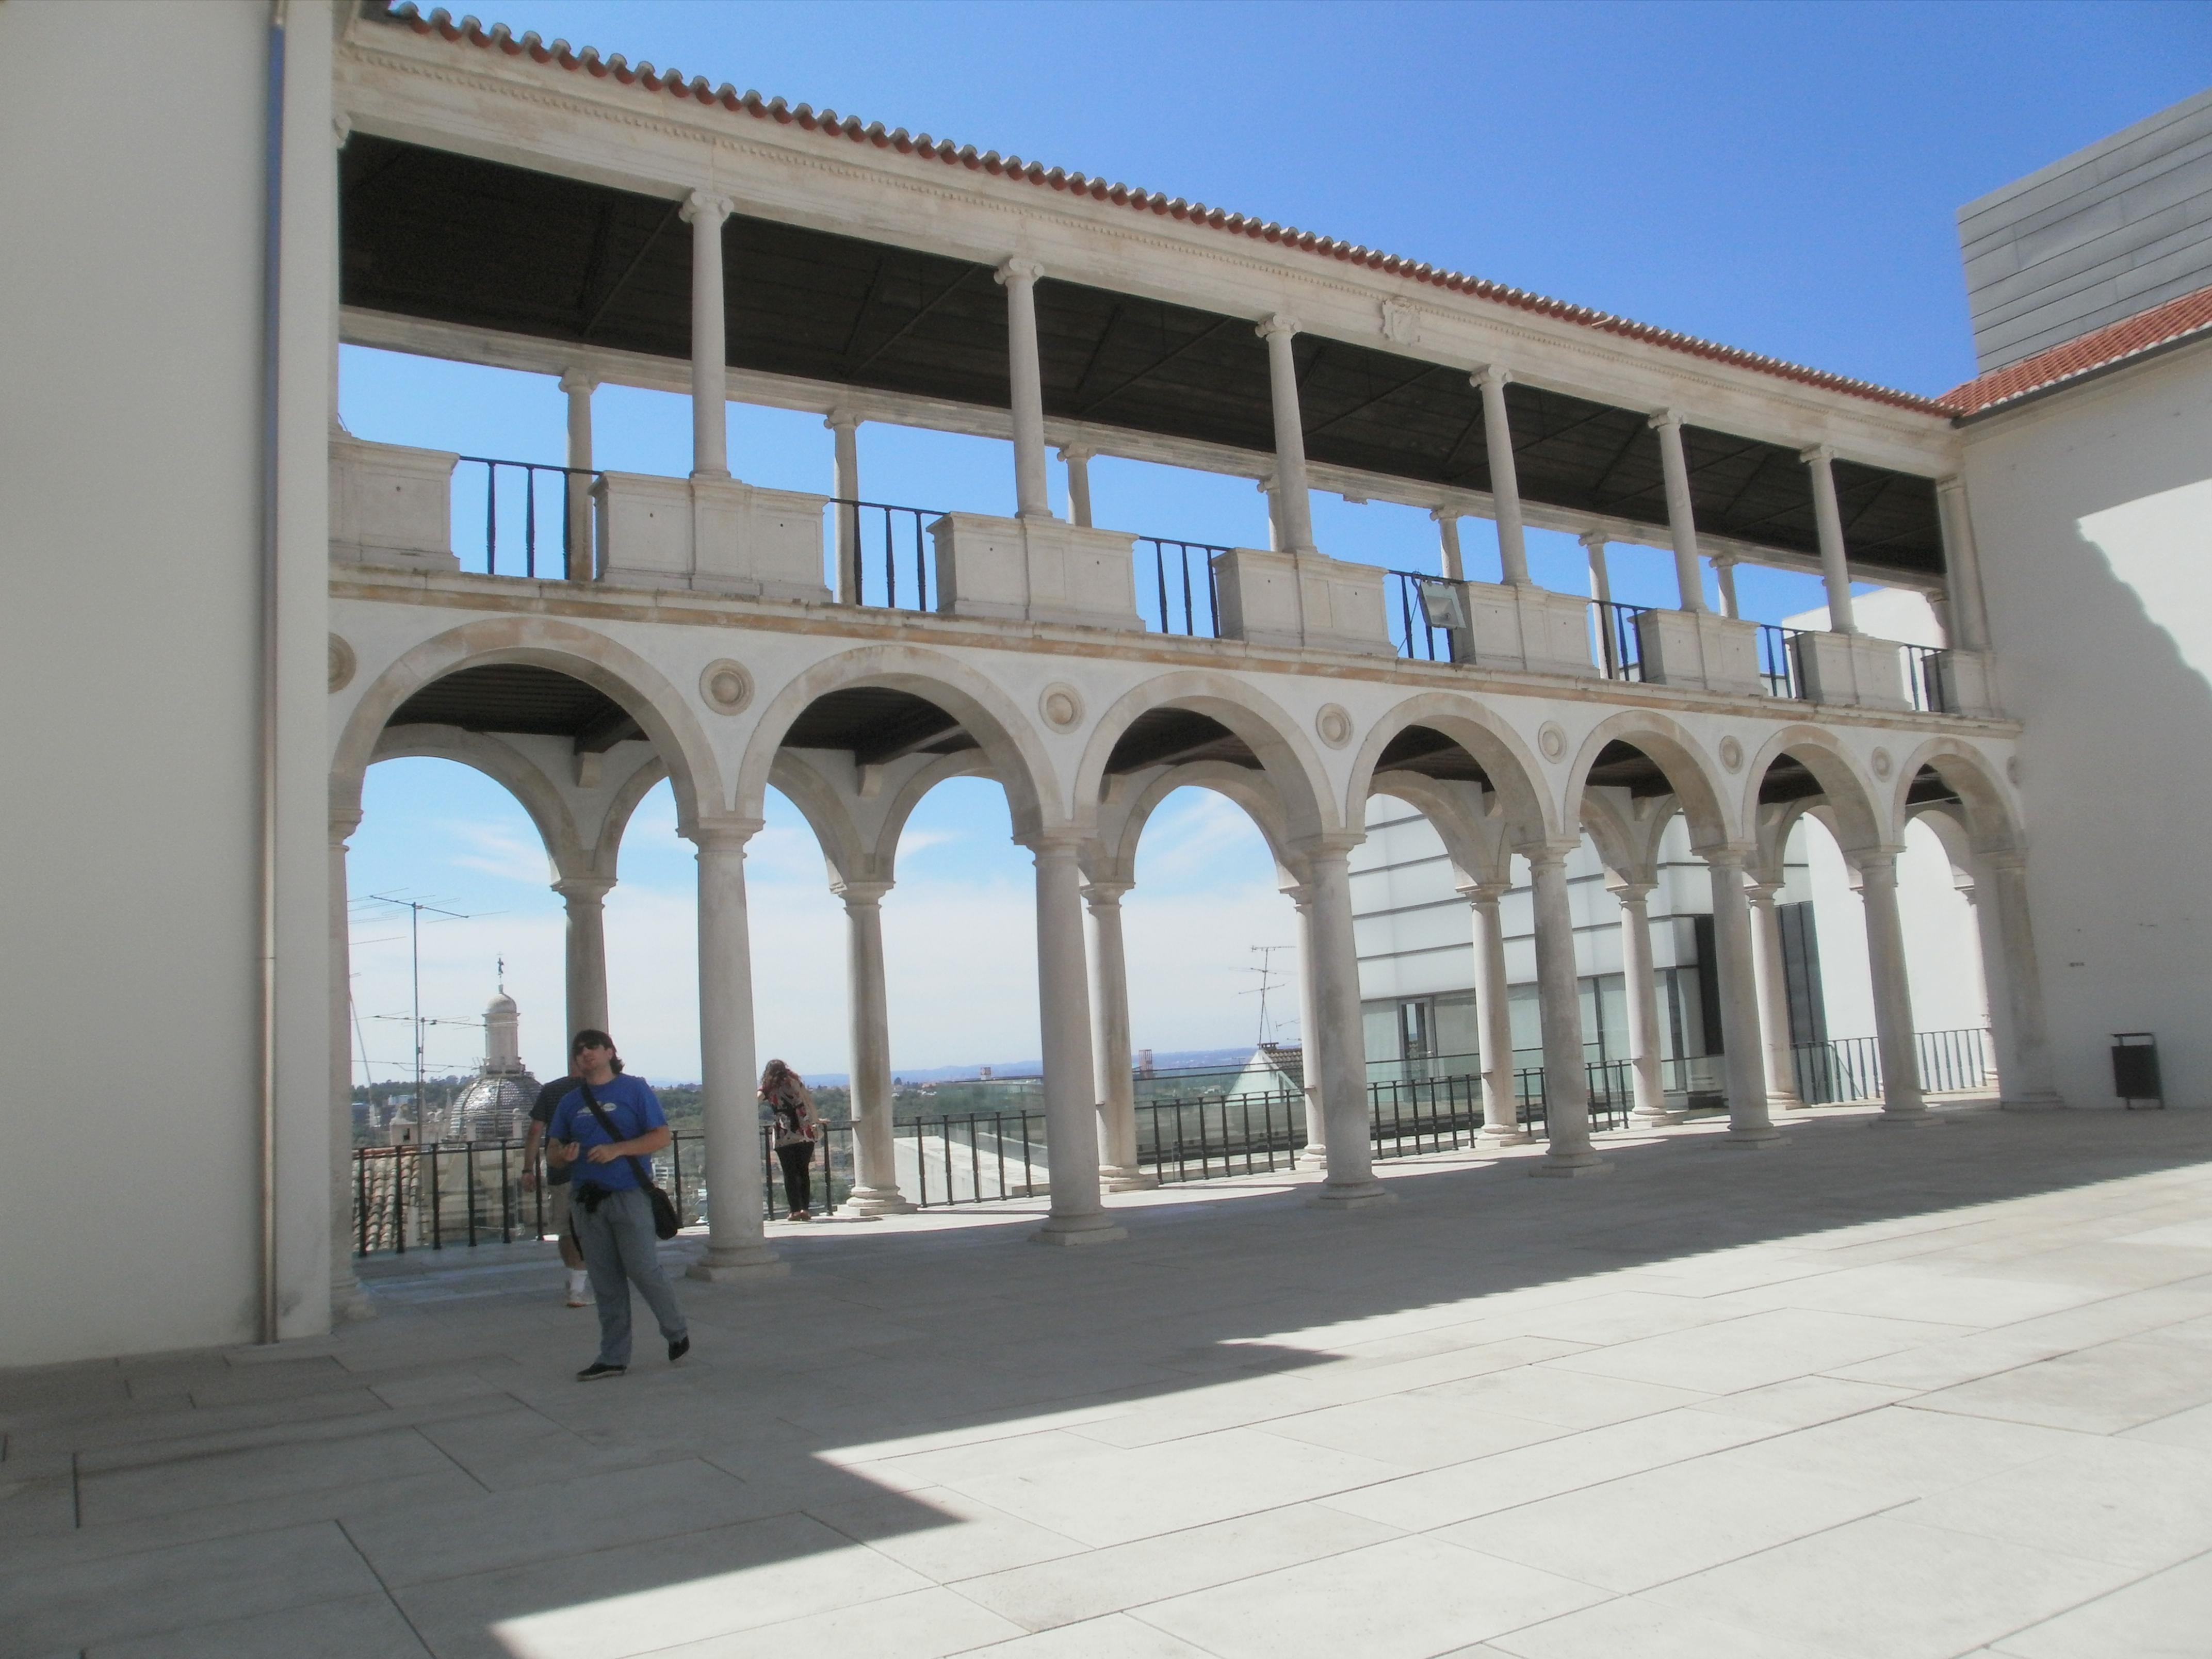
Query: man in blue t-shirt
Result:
<box><xmin>546</xmin><ymin>1029</ymin><xmax>690</xmax><ymax>1380</ymax></box>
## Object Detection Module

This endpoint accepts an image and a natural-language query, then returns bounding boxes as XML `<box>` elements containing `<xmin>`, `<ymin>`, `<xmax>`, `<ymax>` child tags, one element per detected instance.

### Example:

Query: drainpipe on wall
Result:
<box><xmin>257</xmin><ymin>0</ymin><xmax>290</xmax><ymax>1345</ymax></box>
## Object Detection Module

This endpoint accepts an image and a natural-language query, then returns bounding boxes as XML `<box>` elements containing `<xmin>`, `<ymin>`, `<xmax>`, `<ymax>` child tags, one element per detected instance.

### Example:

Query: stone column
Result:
<box><xmin>1433</xmin><ymin>508</ymin><xmax>1465</xmax><ymax>581</ymax></box>
<box><xmin>1713</xmin><ymin>555</ymin><xmax>1741</xmax><ymax>620</ymax></box>
<box><xmin>1526</xmin><ymin>845</ymin><xmax>1605</xmax><ymax>1174</ymax></box>
<box><xmin>1649</xmin><ymin>410</ymin><xmax>1707</xmax><ymax>612</ymax></box>
<box><xmin>1060</xmin><ymin>447</ymin><xmax>1095</xmax><ymax>529</ymax></box>
<box><xmin>1257</xmin><ymin>315</ymin><xmax>1318</xmax><ymax>554</ymax></box>
<box><xmin>1746</xmin><ymin>881</ymin><xmax>1807</xmax><ymax>1110</ymax></box>
<box><xmin>1476</xmin><ymin>366</ymin><xmax>1531</xmax><ymax>585</ymax></box>
<box><xmin>1702</xmin><ymin>845</ymin><xmax>1782</xmax><ymax>1143</ymax></box>
<box><xmin>1464</xmin><ymin>881</ymin><xmax>1526</xmax><ymax>1143</ymax></box>
<box><xmin>1083</xmin><ymin>881</ymin><xmax>1152</xmax><ymax>1190</ymax></box>
<box><xmin>833</xmin><ymin>880</ymin><xmax>910</xmax><ymax>1214</ymax></box>
<box><xmin>1858</xmin><ymin>850</ymin><xmax>1931</xmax><ymax>1124</ymax></box>
<box><xmin>1935</xmin><ymin>476</ymin><xmax>1991</xmax><ymax>652</ymax></box>
<box><xmin>560</xmin><ymin>370</ymin><xmax>596</xmax><ymax>581</ymax></box>
<box><xmin>687</xmin><ymin>824</ymin><xmax>784</xmax><ymax>1279</ymax></box>
<box><xmin>1306</xmin><ymin>847</ymin><xmax>1388</xmax><ymax>1203</ymax></box>
<box><xmin>996</xmin><ymin>258</ymin><xmax>1053</xmax><ymax>520</ymax></box>
<box><xmin>1582</xmin><ymin>530</ymin><xmax>1613</xmax><ymax>603</ymax></box>
<box><xmin>330</xmin><ymin>814</ymin><xmax>371</xmax><ymax>1321</ymax></box>
<box><xmin>1801</xmin><ymin>444</ymin><xmax>1858</xmax><ymax>634</ymax></box>
<box><xmin>1289</xmin><ymin>883</ymin><xmax>1328</xmax><ymax>1168</ymax></box>
<box><xmin>1615</xmin><ymin>881</ymin><xmax>1679</xmax><ymax>1124</ymax></box>
<box><xmin>1260</xmin><ymin>474</ymin><xmax>1286</xmax><ymax>551</ymax></box>
<box><xmin>1030</xmin><ymin>835</ymin><xmax>1124</xmax><ymax>1243</ymax></box>
<box><xmin>1980</xmin><ymin>850</ymin><xmax>2059</xmax><ymax>1105</ymax></box>
<box><xmin>679</xmin><ymin>191</ymin><xmax>733</xmax><ymax>480</ymax></box>
<box><xmin>827</xmin><ymin>411</ymin><xmax>861</xmax><ymax>603</ymax></box>
<box><xmin>552</xmin><ymin>875</ymin><xmax>612</xmax><ymax>1042</ymax></box>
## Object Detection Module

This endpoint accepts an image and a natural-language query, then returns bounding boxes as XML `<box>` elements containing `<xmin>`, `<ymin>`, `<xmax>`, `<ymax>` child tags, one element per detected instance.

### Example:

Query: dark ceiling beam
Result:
<box><xmin>836</xmin><ymin>254</ymin><xmax>891</xmax><ymax>361</ymax></box>
<box><xmin>1303</xmin><ymin>363</ymin><xmax>1441</xmax><ymax>441</ymax></box>
<box><xmin>574</xmin><ymin>706</ymin><xmax>645</xmax><ymax>754</ymax></box>
<box><xmin>1588</xmin><ymin>421</ymin><xmax>1651</xmax><ymax>503</ymax></box>
<box><xmin>1072</xmin><ymin>315</ymin><xmax>1233</xmax><ymax>417</ymax></box>
<box><xmin>843</xmin><ymin>266</ymin><xmax>978</xmax><ymax>381</ymax></box>
<box><xmin>578</xmin><ymin>201</ymin><xmax>677</xmax><ymax>340</ymax></box>
<box><xmin>854</xmin><ymin>711</ymin><xmax>966</xmax><ymax>768</ymax></box>
<box><xmin>1066</xmin><ymin>302</ymin><xmax>1124</xmax><ymax>405</ymax></box>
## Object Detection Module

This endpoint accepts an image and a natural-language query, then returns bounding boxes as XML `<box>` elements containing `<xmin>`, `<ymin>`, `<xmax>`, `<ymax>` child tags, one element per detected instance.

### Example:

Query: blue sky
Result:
<box><xmin>342</xmin><ymin>1</ymin><xmax>2209</xmax><ymax>1087</ymax></box>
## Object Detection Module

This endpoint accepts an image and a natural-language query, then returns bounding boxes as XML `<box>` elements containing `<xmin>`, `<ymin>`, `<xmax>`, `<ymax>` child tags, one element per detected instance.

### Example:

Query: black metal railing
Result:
<box><xmin>827</xmin><ymin>498</ymin><xmax>945</xmax><ymax>612</ymax></box>
<box><xmin>1760</xmin><ymin>625</ymin><xmax>1807</xmax><ymax>700</ymax></box>
<box><xmin>758</xmin><ymin>1123</ymin><xmax>856</xmax><ymax>1219</ymax></box>
<box><xmin>1134</xmin><ymin>538</ymin><xmax>1227</xmax><ymax>637</ymax></box>
<box><xmin>454</xmin><ymin>456</ymin><xmax>601</xmax><ymax>579</ymax></box>
<box><xmin>1791</xmin><ymin>1026</ymin><xmax>1994</xmax><ymax>1105</ymax></box>
<box><xmin>1903</xmin><ymin>645</ymin><xmax>1954</xmax><ymax>713</ymax></box>
<box><xmin>1592</xmin><ymin>600</ymin><xmax>1649</xmax><ymax>682</ymax></box>
<box><xmin>351</xmin><ymin>1131</ymin><xmax>706</xmax><ymax>1256</ymax></box>
<box><xmin>1387</xmin><ymin>571</ymin><xmax>1462</xmax><ymax>661</ymax></box>
<box><xmin>1136</xmin><ymin>1092</ymin><xmax>1306</xmax><ymax>1183</ymax></box>
<box><xmin>902</xmin><ymin>1111</ymin><xmax>1049</xmax><ymax>1206</ymax></box>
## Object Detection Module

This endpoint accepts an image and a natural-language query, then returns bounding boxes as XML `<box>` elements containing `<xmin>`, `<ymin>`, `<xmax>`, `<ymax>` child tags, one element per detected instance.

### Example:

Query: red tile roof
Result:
<box><xmin>1938</xmin><ymin>282</ymin><xmax>2212</xmax><ymax>416</ymax></box>
<box><xmin>373</xmin><ymin>6</ymin><xmax>1957</xmax><ymax>420</ymax></box>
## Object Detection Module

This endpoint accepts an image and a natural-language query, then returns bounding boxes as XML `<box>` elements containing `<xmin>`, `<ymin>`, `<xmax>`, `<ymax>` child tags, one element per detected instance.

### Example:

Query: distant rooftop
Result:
<box><xmin>1957</xmin><ymin>87</ymin><xmax>2212</xmax><ymax>375</ymax></box>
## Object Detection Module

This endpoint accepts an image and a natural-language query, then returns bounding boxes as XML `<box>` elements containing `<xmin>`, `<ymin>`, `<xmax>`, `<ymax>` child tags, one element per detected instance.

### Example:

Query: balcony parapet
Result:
<box><xmin>1213</xmin><ymin>547</ymin><xmax>1394</xmax><ymax>658</ymax></box>
<box><xmin>1795</xmin><ymin>630</ymin><xmax>1911</xmax><ymax>711</ymax></box>
<box><xmin>930</xmin><ymin>513</ymin><xmax>1144</xmax><ymax>630</ymax></box>
<box><xmin>330</xmin><ymin>435</ymin><xmax>459</xmax><ymax>572</ymax></box>
<box><xmin>1449</xmin><ymin>580</ymin><xmax>1598</xmax><ymax>677</ymax></box>
<box><xmin>1635</xmin><ymin>610</ymin><xmax>1763</xmax><ymax>696</ymax></box>
<box><xmin>595</xmin><ymin>473</ymin><xmax>829</xmax><ymax>603</ymax></box>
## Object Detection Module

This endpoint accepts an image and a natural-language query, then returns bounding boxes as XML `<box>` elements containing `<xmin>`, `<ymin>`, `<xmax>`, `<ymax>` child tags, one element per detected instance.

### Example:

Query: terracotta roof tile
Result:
<box><xmin>1938</xmin><ymin>283</ymin><xmax>2212</xmax><ymax>416</ymax></box>
<box><xmin>374</xmin><ymin>6</ymin><xmax>1956</xmax><ymax>419</ymax></box>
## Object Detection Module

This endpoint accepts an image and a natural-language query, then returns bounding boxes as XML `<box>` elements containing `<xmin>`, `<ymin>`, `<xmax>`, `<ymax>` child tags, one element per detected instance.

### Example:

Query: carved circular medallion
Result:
<box><xmin>2007</xmin><ymin>755</ymin><xmax>2023</xmax><ymax>786</ymax></box>
<box><xmin>699</xmin><ymin>659</ymin><xmax>753</xmax><ymax>715</ymax></box>
<box><xmin>1038</xmin><ymin>682</ymin><xmax>1084</xmax><ymax>732</ymax></box>
<box><xmin>328</xmin><ymin>633</ymin><xmax>355</xmax><ymax>693</ymax></box>
<box><xmin>1315</xmin><ymin>704</ymin><xmax>1354</xmax><ymax>749</ymax></box>
<box><xmin>1537</xmin><ymin>721</ymin><xmax>1568</xmax><ymax>762</ymax></box>
<box><xmin>1871</xmin><ymin>746</ymin><xmax>1894</xmax><ymax>780</ymax></box>
<box><xmin>1718</xmin><ymin>735</ymin><xmax>1744</xmax><ymax>773</ymax></box>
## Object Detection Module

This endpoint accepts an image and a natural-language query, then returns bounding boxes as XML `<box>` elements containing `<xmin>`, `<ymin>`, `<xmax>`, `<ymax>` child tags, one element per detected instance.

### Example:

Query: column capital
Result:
<box><xmin>332</xmin><ymin>111</ymin><xmax>353</xmax><ymax>150</ymax></box>
<box><xmin>1711</xmin><ymin>551</ymin><xmax>1738</xmax><ymax>571</ymax></box>
<box><xmin>1798</xmin><ymin>442</ymin><xmax>1838</xmax><ymax>466</ymax></box>
<box><xmin>1579</xmin><ymin>528</ymin><xmax>1610</xmax><ymax>551</ymax></box>
<box><xmin>1607</xmin><ymin>879</ymin><xmax>1657</xmax><ymax>904</ymax></box>
<box><xmin>1648</xmin><ymin>407</ymin><xmax>1685</xmax><ymax>433</ymax></box>
<box><xmin>995</xmin><ymin>255</ymin><xmax>1046</xmax><ymax>286</ymax></box>
<box><xmin>559</xmin><ymin>368</ymin><xmax>599</xmax><ymax>396</ymax></box>
<box><xmin>1744</xmin><ymin>879</ymin><xmax>1784</xmax><ymax>904</ymax></box>
<box><xmin>330</xmin><ymin>808</ymin><xmax>362</xmax><ymax>845</ymax></box>
<box><xmin>1055</xmin><ymin>443</ymin><xmax>1094</xmax><ymax>464</ymax></box>
<box><xmin>1018</xmin><ymin>826</ymin><xmax>1091</xmax><ymax>858</ymax></box>
<box><xmin>1473</xmin><ymin>363</ymin><xmax>1512</xmax><ymax>391</ymax></box>
<box><xmin>685</xmin><ymin>817</ymin><xmax>763</xmax><ymax>853</ymax></box>
<box><xmin>1979</xmin><ymin>846</ymin><xmax>2028</xmax><ymax>874</ymax></box>
<box><xmin>679</xmin><ymin>189</ymin><xmax>734</xmax><ymax>225</ymax></box>
<box><xmin>1428</xmin><ymin>503</ymin><xmax>1463</xmax><ymax>525</ymax></box>
<box><xmin>1935</xmin><ymin>473</ymin><xmax>1967</xmax><ymax>499</ymax></box>
<box><xmin>833</xmin><ymin>878</ymin><xmax>894</xmax><ymax>906</ymax></box>
<box><xmin>552</xmin><ymin>874</ymin><xmax>615</xmax><ymax>902</ymax></box>
<box><xmin>1081</xmin><ymin>879</ymin><xmax>1132</xmax><ymax>909</ymax></box>
<box><xmin>823</xmin><ymin>408</ymin><xmax>860</xmax><ymax>434</ymax></box>
<box><xmin>1255</xmin><ymin>312</ymin><xmax>1302</xmax><ymax>340</ymax></box>
<box><xmin>1691</xmin><ymin>841</ymin><xmax>1754</xmax><ymax>871</ymax></box>
<box><xmin>1517</xmin><ymin>837</ymin><xmax>1582</xmax><ymax>868</ymax></box>
<box><xmin>1290</xmin><ymin>829</ymin><xmax>1365</xmax><ymax>861</ymax></box>
<box><xmin>1457</xmin><ymin>879</ymin><xmax>1513</xmax><ymax>905</ymax></box>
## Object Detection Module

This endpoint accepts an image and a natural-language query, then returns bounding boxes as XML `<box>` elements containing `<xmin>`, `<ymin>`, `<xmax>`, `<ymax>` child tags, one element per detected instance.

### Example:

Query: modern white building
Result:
<box><xmin>4</xmin><ymin>2</ymin><xmax>2207</xmax><ymax>1368</ymax></box>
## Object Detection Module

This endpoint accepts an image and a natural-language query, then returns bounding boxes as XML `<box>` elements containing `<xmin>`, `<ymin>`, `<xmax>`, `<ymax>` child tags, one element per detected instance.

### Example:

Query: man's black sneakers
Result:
<box><xmin>576</xmin><ymin>1361</ymin><xmax>626</xmax><ymax>1381</ymax></box>
<box><xmin>668</xmin><ymin>1335</ymin><xmax>691</xmax><ymax>1363</ymax></box>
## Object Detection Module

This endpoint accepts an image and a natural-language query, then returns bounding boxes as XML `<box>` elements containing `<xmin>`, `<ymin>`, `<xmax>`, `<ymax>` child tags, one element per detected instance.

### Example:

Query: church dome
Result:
<box><xmin>447</xmin><ymin>1069</ymin><xmax>540</xmax><ymax>1142</ymax></box>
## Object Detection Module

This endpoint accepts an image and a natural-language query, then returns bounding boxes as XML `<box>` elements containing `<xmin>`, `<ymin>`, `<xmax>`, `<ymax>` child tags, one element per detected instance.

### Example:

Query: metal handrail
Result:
<box><xmin>1591</xmin><ymin>600</ymin><xmax>1649</xmax><ymax>681</ymax></box>
<box><xmin>827</xmin><ymin>497</ymin><xmax>948</xmax><ymax>612</ymax></box>
<box><xmin>1387</xmin><ymin>570</ymin><xmax>1461</xmax><ymax>661</ymax></box>
<box><xmin>1902</xmin><ymin>644</ymin><xmax>1954</xmax><ymax>712</ymax></box>
<box><xmin>1760</xmin><ymin>624</ymin><xmax>1808</xmax><ymax>700</ymax></box>
<box><xmin>453</xmin><ymin>455</ymin><xmax>602</xmax><ymax>580</ymax></box>
<box><xmin>1133</xmin><ymin>536</ymin><xmax>1227</xmax><ymax>637</ymax></box>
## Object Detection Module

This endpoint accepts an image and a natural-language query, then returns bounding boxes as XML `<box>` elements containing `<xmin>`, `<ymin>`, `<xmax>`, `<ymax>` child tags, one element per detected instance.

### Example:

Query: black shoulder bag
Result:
<box><xmin>578</xmin><ymin>1084</ymin><xmax>681</xmax><ymax>1240</ymax></box>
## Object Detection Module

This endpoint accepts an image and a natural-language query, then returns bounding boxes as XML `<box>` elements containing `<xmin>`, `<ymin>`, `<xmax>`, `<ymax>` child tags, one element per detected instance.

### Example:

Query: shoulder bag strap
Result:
<box><xmin>578</xmin><ymin>1082</ymin><xmax>657</xmax><ymax>1192</ymax></box>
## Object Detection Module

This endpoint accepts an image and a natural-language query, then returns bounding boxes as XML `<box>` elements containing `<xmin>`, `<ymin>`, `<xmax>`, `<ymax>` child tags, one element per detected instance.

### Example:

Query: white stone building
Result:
<box><xmin>4</xmin><ymin>2</ymin><xmax>2206</xmax><ymax>1367</ymax></box>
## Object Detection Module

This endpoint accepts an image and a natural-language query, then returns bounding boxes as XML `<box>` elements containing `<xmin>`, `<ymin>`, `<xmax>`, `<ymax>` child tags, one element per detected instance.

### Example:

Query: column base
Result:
<box><xmin>842</xmin><ymin>1185</ymin><xmax>917</xmax><ymax>1216</ymax></box>
<box><xmin>1872</xmin><ymin>1107</ymin><xmax>1942</xmax><ymax>1129</ymax></box>
<box><xmin>1296</xmin><ymin>1145</ymin><xmax>1328</xmax><ymax>1170</ymax></box>
<box><xmin>1721</xmin><ymin>1124</ymin><xmax>1788</xmax><ymax>1146</ymax></box>
<box><xmin>686</xmin><ymin>1242</ymin><xmax>789</xmax><ymax>1281</ymax></box>
<box><xmin>331</xmin><ymin>1277</ymin><xmax>377</xmax><ymax>1324</ymax></box>
<box><xmin>1530</xmin><ymin>1150</ymin><xmax>1609</xmax><ymax>1178</ymax></box>
<box><xmin>1999</xmin><ymin>1091</ymin><xmax>2065</xmax><ymax>1111</ymax></box>
<box><xmin>1475</xmin><ymin>1125</ymin><xmax>1532</xmax><ymax>1147</ymax></box>
<box><xmin>1765</xmin><ymin>1091</ymin><xmax>1807</xmax><ymax>1111</ymax></box>
<box><xmin>1031</xmin><ymin>1213</ymin><xmax>1128</xmax><ymax>1247</ymax></box>
<box><xmin>1309</xmin><ymin>1177</ymin><xmax>1395</xmax><ymax>1208</ymax></box>
<box><xmin>1099</xmin><ymin>1165</ymin><xmax>1159</xmax><ymax>1192</ymax></box>
<box><xmin>1630</xmin><ymin>1105</ymin><xmax>1686</xmax><ymax>1126</ymax></box>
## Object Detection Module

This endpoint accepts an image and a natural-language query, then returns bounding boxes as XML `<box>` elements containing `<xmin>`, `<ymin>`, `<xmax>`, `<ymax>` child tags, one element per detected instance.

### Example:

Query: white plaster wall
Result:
<box><xmin>0</xmin><ymin>1</ymin><xmax>334</xmax><ymax>1363</ymax></box>
<box><xmin>1963</xmin><ymin>341</ymin><xmax>2212</xmax><ymax>1106</ymax></box>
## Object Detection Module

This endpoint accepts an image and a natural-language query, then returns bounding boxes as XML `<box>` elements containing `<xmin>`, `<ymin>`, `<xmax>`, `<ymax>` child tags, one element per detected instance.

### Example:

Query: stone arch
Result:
<box><xmin>1345</xmin><ymin>691</ymin><xmax>1556</xmax><ymax>845</ymax></box>
<box><xmin>1091</xmin><ymin>758</ymin><xmax>1302</xmax><ymax>888</ymax></box>
<box><xmin>1891</xmin><ymin>738</ymin><xmax>2025</xmax><ymax>855</ymax></box>
<box><xmin>371</xmin><ymin>724</ymin><xmax>584</xmax><ymax>879</ymax></box>
<box><xmin>593</xmin><ymin>754</ymin><xmax>674</xmax><ymax>882</ymax></box>
<box><xmin>1563</xmin><ymin>710</ymin><xmax>1733</xmax><ymax>848</ymax></box>
<box><xmin>870</xmin><ymin>751</ymin><xmax>999</xmax><ymax>880</ymax></box>
<box><xmin>1741</xmin><ymin>724</ymin><xmax>1888</xmax><ymax>856</ymax></box>
<box><xmin>766</xmin><ymin>752</ymin><xmax>869</xmax><ymax>888</ymax></box>
<box><xmin>333</xmin><ymin>618</ymin><xmax>721</xmax><ymax>833</ymax></box>
<box><xmin>1074</xmin><ymin>670</ymin><xmax>1339</xmax><ymax>847</ymax></box>
<box><xmin>737</xmin><ymin>645</ymin><xmax>1055</xmax><ymax>842</ymax></box>
<box><xmin>1367</xmin><ymin>770</ymin><xmax>1513</xmax><ymax>888</ymax></box>
<box><xmin>1579</xmin><ymin>785</ymin><xmax>1678</xmax><ymax>887</ymax></box>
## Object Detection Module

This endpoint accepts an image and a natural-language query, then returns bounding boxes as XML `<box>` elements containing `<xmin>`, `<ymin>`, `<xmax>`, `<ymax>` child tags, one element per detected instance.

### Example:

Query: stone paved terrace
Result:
<box><xmin>6</xmin><ymin>1107</ymin><xmax>2212</xmax><ymax>1659</ymax></box>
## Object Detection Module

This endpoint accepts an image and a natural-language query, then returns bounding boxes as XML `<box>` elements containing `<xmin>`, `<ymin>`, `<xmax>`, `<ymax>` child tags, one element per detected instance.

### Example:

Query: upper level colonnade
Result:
<box><xmin>332</xmin><ymin>6</ymin><xmax>1995</xmax><ymax>715</ymax></box>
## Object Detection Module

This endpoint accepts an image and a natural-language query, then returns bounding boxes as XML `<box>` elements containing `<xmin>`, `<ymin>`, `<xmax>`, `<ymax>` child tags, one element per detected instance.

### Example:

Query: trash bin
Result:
<box><xmin>2111</xmin><ymin>1033</ymin><xmax>2162</xmax><ymax>1109</ymax></box>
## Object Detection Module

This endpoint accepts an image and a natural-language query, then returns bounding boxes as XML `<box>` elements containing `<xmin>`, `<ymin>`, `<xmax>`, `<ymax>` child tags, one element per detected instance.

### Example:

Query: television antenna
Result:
<box><xmin>355</xmin><ymin>893</ymin><xmax>479</xmax><ymax>1125</ymax></box>
<box><xmin>1240</xmin><ymin>945</ymin><xmax>1295</xmax><ymax>1045</ymax></box>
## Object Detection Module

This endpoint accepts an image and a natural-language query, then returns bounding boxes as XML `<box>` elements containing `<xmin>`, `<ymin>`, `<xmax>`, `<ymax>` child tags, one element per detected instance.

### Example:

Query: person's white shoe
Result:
<box><xmin>565</xmin><ymin>1271</ymin><xmax>590</xmax><ymax>1308</ymax></box>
